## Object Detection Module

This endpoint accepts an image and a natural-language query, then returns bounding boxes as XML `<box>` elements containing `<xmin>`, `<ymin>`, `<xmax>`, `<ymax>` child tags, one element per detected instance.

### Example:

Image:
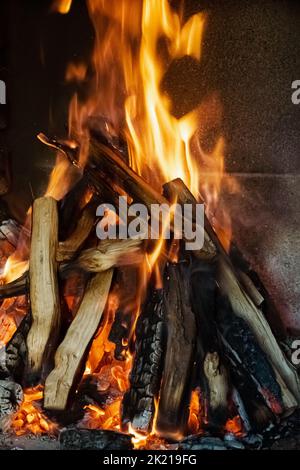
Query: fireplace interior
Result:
<box><xmin>0</xmin><ymin>0</ymin><xmax>299</xmax><ymax>451</ymax></box>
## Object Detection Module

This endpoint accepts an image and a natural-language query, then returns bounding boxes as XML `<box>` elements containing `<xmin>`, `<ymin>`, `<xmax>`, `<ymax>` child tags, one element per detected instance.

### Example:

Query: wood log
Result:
<box><xmin>26</xmin><ymin>197</ymin><xmax>60</xmax><ymax>384</ymax></box>
<box><xmin>75</xmin><ymin>238</ymin><xmax>143</xmax><ymax>273</ymax></box>
<box><xmin>189</xmin><ymin>259</ymin><xmax>230</xmax><ymax>428</ymax></box>
<box><xmin>164</xmin><ymin>178</ymin><xmax>300</xmax><ymax>409</ymax></box>
<box><xmin>0</xmin><ymin>239</ymin><xmax>143</xmax><ymax>300</ymax></box>
<box><xmin>217</xmin><ymin>295</ymin><xmax>286</xmax><ymax>415</ymax></box>
<box><xmin>156</xmin><ymin>263</ymin><xmax>196</xmax><ymax>438</ymax></box>
<box><xmin>44</xmin><ymin>269</ymin><xmax>113</xmax><ymax>411</ymax></box>
<box><xmin>122</xmin><ymin>286</ymin><xmax>165</xmax><ymax>434</ymax></box>
<box><xmin>217</xmin><ymin>257</ymin><xmax>300</xmax><ymax>411</ymax></box>
<box><xmin>38</xmin><ymin>134</ymin><xmax>217</xmax><ymax>261</ymax></box>
<box><xmin>0</xmin><ymin>380</ymin><xmax>23</xmax><ymax>421</ymax></box>
<box><xmin>164</xmin><ymin>179</ymin><xmax>230</xmax><ymax>427</ymax></box>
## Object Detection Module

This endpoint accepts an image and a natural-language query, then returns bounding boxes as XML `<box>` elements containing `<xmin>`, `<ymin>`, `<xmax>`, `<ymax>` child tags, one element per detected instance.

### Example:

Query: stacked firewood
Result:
<box><xmin>0</xmin><ymin>124</ymin><xmax>299</xmax><ymax>441</ymax></box>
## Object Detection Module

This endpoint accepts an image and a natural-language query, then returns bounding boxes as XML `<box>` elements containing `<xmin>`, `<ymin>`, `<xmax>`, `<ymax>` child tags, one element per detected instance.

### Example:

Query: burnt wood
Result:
<box><xmin>59</xmin><ymin>428</ymin><xmax>133</xmax><ymax>450</ymax></box>
<box><xmin>122</xmin><ymin>287</ymin><xmax>165</xmax><ymax>434</ymax></box>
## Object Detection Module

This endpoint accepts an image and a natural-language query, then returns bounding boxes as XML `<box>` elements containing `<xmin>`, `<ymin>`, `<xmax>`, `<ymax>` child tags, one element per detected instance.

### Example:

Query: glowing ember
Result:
<box><xmin>10</xmin><ymin>387</ymin><xmax>58</xmax><ymax>436</ymax></box>
<box><xmin>225</xmin><ymin>415</ymin><xmax>244</xmax><ymax>436</ymax></box>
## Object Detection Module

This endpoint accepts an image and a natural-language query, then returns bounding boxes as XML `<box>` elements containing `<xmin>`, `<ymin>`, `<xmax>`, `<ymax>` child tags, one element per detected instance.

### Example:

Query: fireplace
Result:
<box><xmin>0</xmin><ymin>0</ymin><xmax>299</xmax><ymax>452</ymax></box>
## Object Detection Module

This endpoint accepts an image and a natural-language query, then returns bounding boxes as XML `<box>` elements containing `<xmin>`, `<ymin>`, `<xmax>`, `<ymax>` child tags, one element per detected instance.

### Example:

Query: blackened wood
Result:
<box><xmin>217</xmin><ymin>294</ymin><xmax>285</xmax><ymax>418</ymax></box>
<box><xmin>0</xmin><ymin>380</ymin><xmax>23</xmax><ymax>420</ymax></box>
<box><xmin>156</xmin><ymin>263</ymin><xmax>196</xmax><ymax>438</ymax></box>
<box><xmin>122</xmin><ymin>288</ymin><xmax>165</xmax><ymax>434</ymax></box>
<box><xmin>190</xmin><ymin>258</ymin><xmax>230</xmax><ymax>428</ymax></box>
<box><xmin>0</xmin><ymin>313</ymin><xmax>31</xmax><ymax>382</ymax></box>
<box><xmin>59</xmin><ymin>428</ymin><xmax>133</xmax><ymax>450</ymax></box>
<box><xmin>109</xmin><ymin>310</ymin><xmax>132</xmax><ymax>361</ymax></box>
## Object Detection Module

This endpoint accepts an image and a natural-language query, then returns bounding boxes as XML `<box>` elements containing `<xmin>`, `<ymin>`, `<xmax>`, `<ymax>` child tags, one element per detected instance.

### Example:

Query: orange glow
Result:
<box><xmin>188</xmin><ymin>388</ymin><xmax>201</xmax><ymax>435</ymax></box>
<box><xmin>66</xmin><ymin>63</ymin><xmax>88</xmax><ymax>83</ymax></box>
<box><xmin>225</xmin><ymin>415</ymin><xmax>243</xmax><ymax>436</ymax></box>
<box><xmin>52</xmin><ymin>0</ymin><xmax>73</xmax><ymax>14</ymax></box>
<box><xmin>11</xmin><ymin>387</ymin><xmax>58</xmax><ymax>436</ymax></box>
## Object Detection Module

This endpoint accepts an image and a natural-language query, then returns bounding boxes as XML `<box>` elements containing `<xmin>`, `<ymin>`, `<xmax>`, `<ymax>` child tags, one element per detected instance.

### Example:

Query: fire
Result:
<box><xmin>188</xmin><ymin>388</ymin><xmax>201</xmax><ymax>435</ymax></box>
<box><xmin>225</xmin><ymin>415</ymin><xmax>243</xmax><ymax>436</ymax></box>
<box><xmin>52</xmin><ymin>0</ymin><xmax>73</xmax><ymax>14</ymax></box>
<box><xmin>10</xmin><ymin>387</ymin><xmax>58</xmax><ymax>436</ymax></box>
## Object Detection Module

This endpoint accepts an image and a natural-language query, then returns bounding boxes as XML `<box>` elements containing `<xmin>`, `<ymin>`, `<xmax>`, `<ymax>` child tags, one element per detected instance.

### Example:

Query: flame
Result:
<box><xmin>188</xmin><ymin>388</ymin><xmax>201</xmax><ymax>435</ymax></box>
<box><xmin>66</xmin><ymin>63</ymin><xmax>88</xmax><ymax>83</ymax></box>
<box><xmin>10</xmin><ymin>387</ymin><xmax>58</xmax><ymax>436</ymax></box>
<box><xmin>52</xmin><ymin>0</ymin><xmax>73</xmax><ymax>14</ymax></box>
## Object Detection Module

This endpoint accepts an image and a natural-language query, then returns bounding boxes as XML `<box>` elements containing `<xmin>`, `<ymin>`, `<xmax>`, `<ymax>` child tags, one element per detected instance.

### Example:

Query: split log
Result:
<box><xmin>122</xmin><ymin>286</ymin><xmax>165</xmax><ymax>434</ymax></box>
<box><xmin>164</xmin><ymin>178</ymin><xmax>300</xmax><ymax>409</ymax></box>
<box><xmin>0</xmin><ymin>239</ymin><xmax>143</xmax><ymax>300</ymax></box>
<box><xmin>164</xmin><ymin>179</ymin><xmax>230</xmax><ymax>427</ymax></box>
<box><xmin>44</xmin><ymin>269</ymin><xmax>113</xmax><ymax>411</ymax></box>
<box><xmin>26</xmin><ymin>197</ymin><xmax>60</xmax><ymax>384</ymax></box>
<box><xmin>75</xmin><ymin>238</ymin><xmax>143</xmax><ymax>272</ymax></box>
<box><xmin>217</xmin><ymin>295</ymin><xmax>286</xmax><ymax>416</ymax></box>
<box><xmin>156</xmin><ymin>263</ymin><xmax>196</xmax><ymax>438</ymax></box>
<box><xmin>217</xmin><ymin>257</ymin><xmax>300</xmax><ymax>411</ymax></box>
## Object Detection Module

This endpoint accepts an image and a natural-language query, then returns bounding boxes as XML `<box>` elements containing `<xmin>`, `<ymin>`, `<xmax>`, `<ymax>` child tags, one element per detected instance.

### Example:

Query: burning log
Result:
<box><xmin>156</xmin><ymin>263</ymin><xmax>196</xmax><ymax>438</ymax></box>
<box><xmin>217</xmin><ymin>257</ymin><xmax>300</xmax><ymax>412</ymax></box>
<box><xmin>164</xmin><ymin>178</ymin><xmax>300</xmax><ymax>410</ymax></box>
<box><xmin>217</xmin><ymin>295</ymin><xmax>286</xmax><ymax>417</ymax></box>
<box><xmin>44</xmin><ymin>269</ymin><xmax>113</xmax><ymax>411</ymax></box>
<box><xmin>122</xmin><ymin>286</ymin><xmax>165</xmax><ymax>434</ymax></box>
<box><xmin>26</xmin><ymin>197</ymin><xmax>61</xmax><ymax>384</ymax></box>
<box><xmin>38</xmin><ymin>134</ymin><xmax>217</xmax><ymax>261</ymax></box>
<box><xmin>164</xmin><ymin>179</ymin><xmax>230</xmax><ymax>427</ymax></box>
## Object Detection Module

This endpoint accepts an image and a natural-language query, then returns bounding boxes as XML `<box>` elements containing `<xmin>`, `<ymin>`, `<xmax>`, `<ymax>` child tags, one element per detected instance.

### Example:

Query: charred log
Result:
<box><xmin>59</xmin><ymin>428</ymin><xmax>133</xmax><ymax>450</ymax></box>
<box><xmin>0</xmin><ymin>380</ymin><xmax>23</xmax><ymax>421</ymax></box>
<box><xmin>122</xmin><ymin>287</ymin><xmax>165</xmax><ymax>434</ymax></box>
<box><xmin>0</xmin><ymin>313</ymin><xmax>31</xmax><ymax>382</ymax></box>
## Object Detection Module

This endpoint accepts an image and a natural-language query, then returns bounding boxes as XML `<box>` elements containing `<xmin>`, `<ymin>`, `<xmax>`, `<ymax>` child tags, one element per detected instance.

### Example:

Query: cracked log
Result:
<box><xmin>26</xmin><ymin>197</ymin><xmax>60</xmax><ymax>385</ymax></box>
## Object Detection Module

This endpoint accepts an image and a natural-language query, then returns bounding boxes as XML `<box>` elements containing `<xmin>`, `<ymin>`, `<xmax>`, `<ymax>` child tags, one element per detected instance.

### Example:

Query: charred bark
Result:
<box><xmin>122</xmin><ymin>287</ymin><xmax>165</xmax><ymax>434</ymax></box>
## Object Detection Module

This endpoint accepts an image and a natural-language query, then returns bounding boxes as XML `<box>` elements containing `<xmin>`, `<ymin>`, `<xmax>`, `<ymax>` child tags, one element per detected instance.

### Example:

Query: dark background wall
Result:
<box><xmin>0</xmin><ymin>0</ymin><xmax>299</xmax><ymax>330</ymax></box>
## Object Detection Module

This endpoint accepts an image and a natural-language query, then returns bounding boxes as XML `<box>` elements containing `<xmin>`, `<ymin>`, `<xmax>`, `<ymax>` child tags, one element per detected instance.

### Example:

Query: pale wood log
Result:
<box><xmin>218</xmin><ymin>257</ymin><xmax>300</xmax><ymax>409</ymax></box>
<box><xmin>26</xmin><ymin>197</ymin><xmax>60</xmax><ymax>383</ymax></box>
<box><xmin>44</xmin><ymin>269</ymin><xmax>113</xmax><ymax>410</ymax></box>
<box><xmin>76</xmin><ymin>238</ymin><xmax>143</xmax><ymax>273</ymax></box>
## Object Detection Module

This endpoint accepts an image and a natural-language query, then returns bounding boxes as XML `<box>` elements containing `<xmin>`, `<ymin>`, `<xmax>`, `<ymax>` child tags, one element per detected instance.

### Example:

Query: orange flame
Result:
<box><xmin>52</xmin><ymin>0</ymin><xmax>73</xmax><ymax>14</ymax></box>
